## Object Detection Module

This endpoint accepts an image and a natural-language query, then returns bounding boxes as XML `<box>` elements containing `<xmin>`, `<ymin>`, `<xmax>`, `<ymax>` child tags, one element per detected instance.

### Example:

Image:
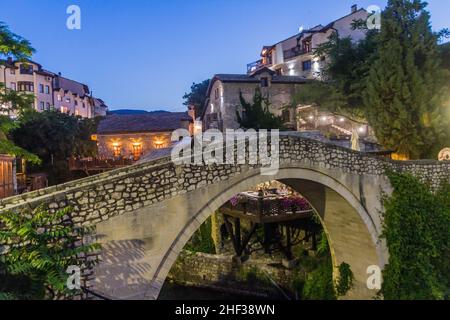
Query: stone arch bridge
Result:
<box><xmin>0</xmin><ymin>134</ymin><xmax>448</xmax><ymax>300</ymax></box>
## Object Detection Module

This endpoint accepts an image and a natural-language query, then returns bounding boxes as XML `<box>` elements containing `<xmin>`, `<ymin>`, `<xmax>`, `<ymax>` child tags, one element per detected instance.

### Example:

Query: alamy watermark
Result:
<box><xmin>66</xmin><ymin>5</ymin><xmax>81</xmax><ymax>30</ymax></box>
<box><xmin>367</xmin><ymin>265</ymin><xmax>382</xmax><ymax>290</ymax></box>
<box><xmin>66</xmin><ymin>265</ymin><xmax>81</xmax><ymax>290</ymax></box>
<box><xmin>171</xmin><ymin>128</ymin><xmax>280</xmax><ymax>176</ymax></box>
<box><xmin>367</xmin><ymin>5</ymin><xmax>382</xmax><ymax>30</ymax></box>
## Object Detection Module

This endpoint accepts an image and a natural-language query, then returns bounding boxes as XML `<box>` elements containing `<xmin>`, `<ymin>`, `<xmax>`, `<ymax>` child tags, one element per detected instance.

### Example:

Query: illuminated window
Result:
<box><xmin>153</xmin><ymin>138</ymin><xmax>166</xmax><ymax>149</ymax></box>
<box><xmin>132</xmin><ymin>144</ymin><xmax>142</xmax><ymax>160</ymax></box>
<box><xmin>112</xmin><ymin>144</ymin><xmax>122</xmax><ymax>157</ymax></box>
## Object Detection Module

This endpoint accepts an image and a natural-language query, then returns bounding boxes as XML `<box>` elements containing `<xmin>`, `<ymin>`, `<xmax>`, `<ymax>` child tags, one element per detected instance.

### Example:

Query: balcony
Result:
<box><xmin>247</xmin><ymin>59</ymin><xmax>265</xmax><ymax>74</ymax></box>
<box><xmin>283</xmin><ymin>47</ymin><xmax>312</xmax><ymax>60</ymax></box>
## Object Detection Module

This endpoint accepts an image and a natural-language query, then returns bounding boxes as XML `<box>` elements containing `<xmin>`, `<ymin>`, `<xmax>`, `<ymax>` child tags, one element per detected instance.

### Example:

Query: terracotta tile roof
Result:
<box><xmin>97</xmin><ymin>112</ymin><xmax>191</xmax><ymax>134</ymax></box>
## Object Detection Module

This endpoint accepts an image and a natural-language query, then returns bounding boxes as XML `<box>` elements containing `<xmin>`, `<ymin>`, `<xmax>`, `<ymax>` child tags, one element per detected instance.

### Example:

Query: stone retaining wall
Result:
<box><xmin>167</xmin><ymin>250</ymin><xmax>295</xmax><ymax>298</ymax></box>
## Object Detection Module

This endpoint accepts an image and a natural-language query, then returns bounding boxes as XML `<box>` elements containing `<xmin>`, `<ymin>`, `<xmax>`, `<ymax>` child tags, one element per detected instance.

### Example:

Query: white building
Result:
<box><xmin>0</xmin><ymin>58</ymin><xmax>108</xmax><ymax>118</ymax></box>
<box><xmin>247</xmin><ymin>5</ymin><xmax>368</xmax><ymax>79</ymax></box>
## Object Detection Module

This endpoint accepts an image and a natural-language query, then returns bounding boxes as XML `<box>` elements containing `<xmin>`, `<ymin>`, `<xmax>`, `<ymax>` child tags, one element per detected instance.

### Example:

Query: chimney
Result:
<box><xmin>351</xmin><ymin>4</ymin><xmax>357</xmax><ymax>13</ymax></box>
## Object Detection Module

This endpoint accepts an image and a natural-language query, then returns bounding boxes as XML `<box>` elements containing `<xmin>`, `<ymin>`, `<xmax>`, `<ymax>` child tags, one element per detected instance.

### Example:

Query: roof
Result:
<box><xmin>211</xmin><ymin>73</ymin><xmax>308</xmax><ymax>84</ymax></box>
<box><xmin>97</xmin><ymin>112</ymin><xmax>191</xmax><ymax>134</ymax></box>
<box><xmin>54</xmin><ymin>76</ymin><xmax>90</xmax><ymax>97</ymax></box>
<box><xmin>261</xmin><ymin>8</ymin><xmax>367</xmax><ymax>51</ymax></box>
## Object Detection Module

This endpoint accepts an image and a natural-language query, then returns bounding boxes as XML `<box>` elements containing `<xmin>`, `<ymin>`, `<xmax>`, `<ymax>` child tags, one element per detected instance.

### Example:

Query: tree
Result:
<box><xmin>0</xmin><ymin>22</ymin><xmax>39</xmax><ymax>163</ymax></box>
<box><xmin>10</xmin><ymin>110</ymin><xmax>99</xmax><ymax>185</ymax></box>
<box><xmin>363</xmin><ymin>0</ymin><xmax>447</xmax><ymax>159</ymax></box>
<box><xmin>381</xmin><ymin>173</ymin><xmax>450</xmax><ymax>300</ymax></box>
<box><xmin>294</xmin><ymin>27</ymin><xmax>379</xmax><ymax>124</ymax></box>
<box><xmin>0</xmin><ymin>206</ymin><xmax>100</xmax><ymax>300</ymax></box>
<box><xmin>183</xmin><ymin>79</ymin><xmax>210</xmax><ymax>118</ymax></box>
<box><xmin>236</xmin><ymin>88</ymin><xmax>285</xmax><ymax>130</ymax></box>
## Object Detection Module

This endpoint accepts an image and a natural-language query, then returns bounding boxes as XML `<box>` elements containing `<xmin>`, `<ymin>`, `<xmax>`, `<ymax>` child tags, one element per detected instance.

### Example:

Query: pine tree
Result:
<box><xmin>363</xmin><ymin>0</ymin><xmax>447</xmax><ymax>159</ymax></box>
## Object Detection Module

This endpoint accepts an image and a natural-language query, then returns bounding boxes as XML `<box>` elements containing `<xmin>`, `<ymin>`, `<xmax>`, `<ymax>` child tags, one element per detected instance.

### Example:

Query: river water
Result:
<box><xmin>158</xmin><ymin>283</ymin><xmax>281</xmax><ymax>300</ymax></box>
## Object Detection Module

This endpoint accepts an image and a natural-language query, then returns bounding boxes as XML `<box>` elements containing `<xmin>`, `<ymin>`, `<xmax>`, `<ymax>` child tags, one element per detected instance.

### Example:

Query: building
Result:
<box><xmin>247</xmin><ymin>5</ymin><xmax>368</xmax><ymax>79</ymax></box>
<box><xmin>95</xmin><ymin>111</ymin><xmax>191</xmax><ymax>161</ymax></box>
<box><xmin>202</xmin><ymin>4</ymin><xmax>374</xmax><ymax>144</ymax></box>
<box><xmin>93</xmin><ymin>98</ymin><xmax>108</xmax><ymax>117</ymax></box>
<box><xmin>53</xmin><ymin>74</ymin><xmax>94</xmax><ymax>118</ymax></box>
<box><xmin>203</xmin><ymin>68</ymin><xmax>307</xmax><ymax>131</ymax></box>
<box><xmin>0</xmin><ymin>57</ymin><xmax>107</xmax><ymax>118</ymax></box>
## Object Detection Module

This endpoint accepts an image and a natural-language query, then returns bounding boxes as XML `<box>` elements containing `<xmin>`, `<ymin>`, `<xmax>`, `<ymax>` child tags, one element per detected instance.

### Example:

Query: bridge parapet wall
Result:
<box><xmin>0</xmin><ymin>135</ymin><xmax>448</xmax><ymax>227</ymax></box>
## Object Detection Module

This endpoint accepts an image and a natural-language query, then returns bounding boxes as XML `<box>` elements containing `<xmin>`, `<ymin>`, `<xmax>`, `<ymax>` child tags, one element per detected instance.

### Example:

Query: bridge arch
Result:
<box><xmin>93</xmin><ymin>164</ymin><xmax>387</xmax><ymax>300</ymax></box>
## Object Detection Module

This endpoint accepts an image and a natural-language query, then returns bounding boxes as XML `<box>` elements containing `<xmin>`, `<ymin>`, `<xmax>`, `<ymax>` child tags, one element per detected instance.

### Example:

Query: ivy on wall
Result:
<box><xmin>381</xmin><ymin>172</ymin><xmax>450</xmax><ymax>300</ymax></box>
<box><xmin>185</xmin><ymin>217</ymin><xmax>216</xmax><ymax>254</ymax></box>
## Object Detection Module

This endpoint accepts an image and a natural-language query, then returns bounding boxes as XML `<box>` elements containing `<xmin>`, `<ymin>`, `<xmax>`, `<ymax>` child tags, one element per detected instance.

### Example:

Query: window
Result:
<box><xmin>65</xmin><ymin>97</ymin><xmax>71</xmax><ymax>103</ymax></box>
<box><xmin>75</xmin><ymin>109</ymin><xmax>79</xmax><ymax>116</ymax></box>
<box><xmin>18</xmin><ymin>82</ymin><xmax>34</xmax><ymax>92</ymax></box>
<box><xmin>46</xmin><ymin>103</ymin><xmax>51</xmax><ymax>110</ymax></box>
<box><xmin>39</xmin><ymin>101</ymin><xmax>45</xmax><ymax>111</ymax></box>
<box><xmin>260</xmin><ymin>77</ymin><xmax>269</xmax><ymax>87</ymax></box>
<box><xmin>19</xmin><ymin>64</ymin><xmax>33</xmax><ymax>75</ymax></box>
<box><xmin>82</xmin><ymin>102</ymin><xmax>86</xmax><ymax>109</ymax></box>
<box><xmin>57</xmin><ymin>94</ymin><xmax>62</xmax><ymax>101</ymax></box>
<box><xmin>10</xmin><ymin>68</ymin><xmax>15</xmax><ymax>75</ymax></box>
<box><xmin>45</xmin><ymin>85</ymin><xmax>50</xmax><ymax>94</ymax></box>
<box><xmin>10</xmin><ymin>83</ymin><xmax>16</xmax><ymax>91</ymax></box>
<box><xmin>302</xmin><ymin>60</ymin><xmax>312</xmax><ymax>71</ymax></box>
<box><xmin>113</xmin><ymin>145</ymin><xmax>122</xmax><ymax>157</ymax></box>
<box><xmin>74</xmin><ymin>100</ymin><xmax>78</xmax><ymax>106</ymax></box>
<box><xmin>282</xmin><ymin>110</ymin><xmax>291</xmax><ymax>123</ymax></box>
<box><xmin>60</xmin><ymin>106</ymin><xmax>68</xmax><ymax>113</ymax></box>
<box><xmin>39</xmin><ymin>84</ymin><xmax>44</xmax><ymax>93</ymax></box>
<box><xmin>132</xmin><ymin>144</ymin><xmax>143</xmax><ymax>160</ymax></box>
<box><xmin>214</xmin><ymin>88</ymin><xmax>220</xmax><ymax>100</ymax></box>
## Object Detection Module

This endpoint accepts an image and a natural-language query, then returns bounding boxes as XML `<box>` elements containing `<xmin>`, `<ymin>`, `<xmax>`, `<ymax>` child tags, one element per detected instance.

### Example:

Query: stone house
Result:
<box><xmin>95</xmin><ymin>112</ymin><xmax>192</xmax><ymax>161</ymax></box>
<box><xmin>202</xmin><ymin>68</ymin><xmax>307</xmax><ymax>131</ymax></box>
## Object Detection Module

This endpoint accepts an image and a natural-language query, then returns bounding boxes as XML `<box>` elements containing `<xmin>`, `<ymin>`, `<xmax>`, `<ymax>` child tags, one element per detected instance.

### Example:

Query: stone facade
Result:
<box><xmin>203</xmin><ymin>70</ymin><xmax>305</xmax><ymax>131</ymax></box>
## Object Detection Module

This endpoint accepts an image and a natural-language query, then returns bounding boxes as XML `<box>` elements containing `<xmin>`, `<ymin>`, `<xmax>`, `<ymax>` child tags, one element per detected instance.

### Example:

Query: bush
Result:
<box><xmin>185</xmin><ymin>217</ymin><xmax>216</xmax><ymax>254</ymax></box>
<box><xmin>302</xmin><ymin>258</ymin><xmax>336</xmax><ymax>300</ymax></box>
<box><xmin>381</xmin><ymin>173</ymin><xmax>450</xmax><ymax>300</ymax></box>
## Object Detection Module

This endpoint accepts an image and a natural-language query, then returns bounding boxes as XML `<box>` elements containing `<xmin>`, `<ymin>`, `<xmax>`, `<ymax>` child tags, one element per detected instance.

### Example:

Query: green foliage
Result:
<box><xmin>0</xmin><ymin>22</ymin><xmax>35</xmax><ymax>58</ymax></box>
<box><xmin>183</xmin><ymin>79</ymin><xmax>210</xmax><ymax>118</ymax></box>
<box><xmin>0</xmin><ymin>206</ymin><xmax>101</xmax><ymax>300</ymax></box>
<box><xmin>335</xmin><ymin>262</ymin><xmax>354</xmax><ymax>297</ymax></box>
<box><xmin>294</xmin><ymin>27</ymin><xmax>378</xmax><ymax>124</ymax></box>
<box><xmin>236</xmin><ymin>88</ymin><xmax>285</xmax><ymax>130</ymax></box>
<box><xmin>0</xmin><ymin>22</ymin><xmax>39</xmax><ymax>163</ymax></box>
<box><xmin>236</xmin><ymin>266</ymin><xmax>270</xmax><ymax>286</ymax></box>
<box><xmin>301</xmin><ymin>257</ymin><xmax>336</xmax><ymax>300</ymax></box>
<box><xmin>185</xmin><ymin>217</ymin><xmax>216</xmax><ymax>254</ymax></box>
<box><xmin>363</xmin><ymin>0</ymin><xmax>448</xmax><ymax>159</ymax></box>
<box><xmin>11</xmin><ymin>110</ymin><xmax>100</xmax><ymax>185</ymax></box>
<box><xmin>381</xmin><ymin>172</ymin><xmax>450</xmax><ymax>300</ymax></box>
<box><xmin>316</xmin><ymin>231</ymin><xmax>330</xmax><ymax>257</ymax></box>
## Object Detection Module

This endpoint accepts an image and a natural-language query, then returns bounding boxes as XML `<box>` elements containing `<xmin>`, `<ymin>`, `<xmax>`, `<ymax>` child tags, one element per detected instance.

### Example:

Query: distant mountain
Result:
<box><xmin>109</xmin><ymin>109</ymin><xmax>172</xmax><ymax>115</ymax></box>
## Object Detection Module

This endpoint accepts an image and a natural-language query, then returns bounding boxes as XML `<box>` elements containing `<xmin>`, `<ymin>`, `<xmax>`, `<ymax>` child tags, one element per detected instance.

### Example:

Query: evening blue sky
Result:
<box><xmin>1</xmin><ymin>0</ymin><xmax>449</xmax><ymax>111</ymax></box>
